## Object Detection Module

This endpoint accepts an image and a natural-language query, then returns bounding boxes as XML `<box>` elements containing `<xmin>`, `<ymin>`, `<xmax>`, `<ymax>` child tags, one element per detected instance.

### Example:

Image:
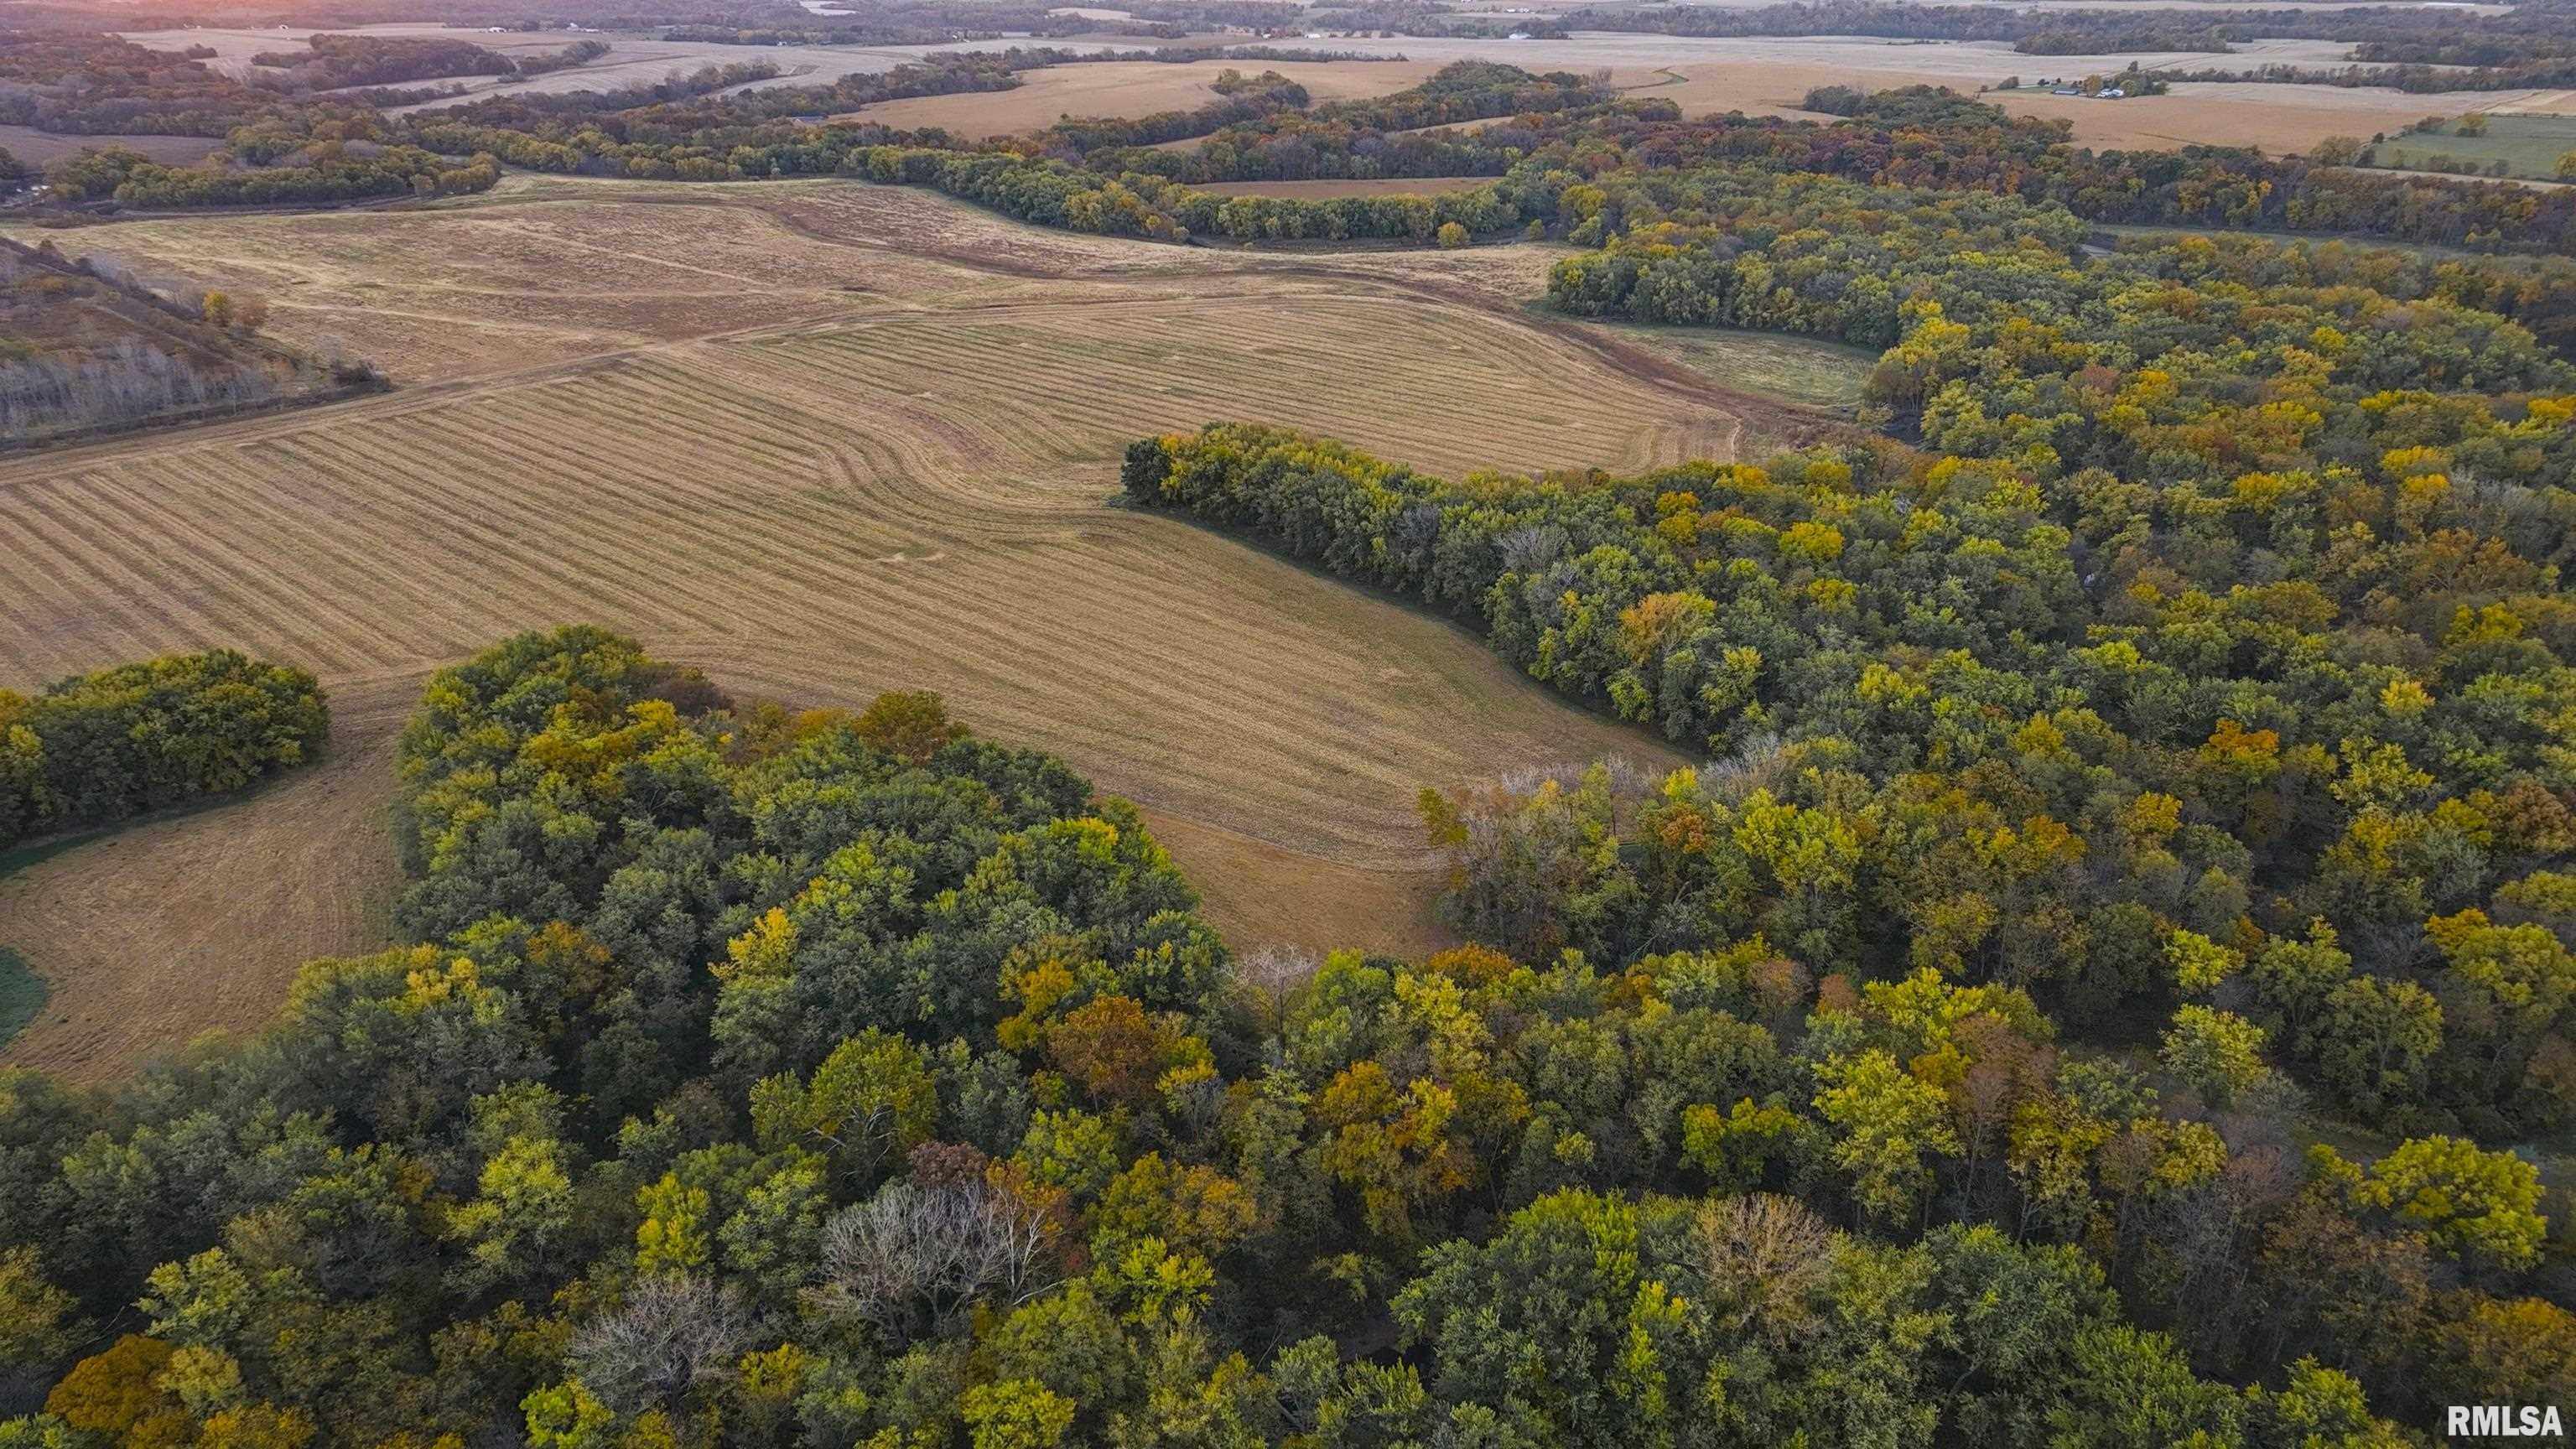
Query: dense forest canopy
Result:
<box><xmin>1</xmin><ymin>4</ymin><xmax>2574</xmax><ymax>1441</ymax></box>
<box><xmin>3</xmin><ymin>620</ymin><xmax>2567</xmax><ymax>1447</ymax></box>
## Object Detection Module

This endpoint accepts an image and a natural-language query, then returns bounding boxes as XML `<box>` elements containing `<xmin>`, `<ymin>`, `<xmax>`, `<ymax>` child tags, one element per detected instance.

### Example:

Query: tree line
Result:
<box><xmin>44</xmin><ymin>143</ymin><xmax>501</xmax><ymax>208</ymax></box>
<box><xmin>395</xmin><ymin>55</ymin><xmax>1589</xmax><ymax>195</ymax></box>
<box><xmin>1082</xmin><ymin>63</ymin><xmax>1614</xmax><ymax>183</ymax></box>
<box><xmin>2154</xmin><ymin>59</ymin><xmax>2576</xmax><ymax>94</ymax></box>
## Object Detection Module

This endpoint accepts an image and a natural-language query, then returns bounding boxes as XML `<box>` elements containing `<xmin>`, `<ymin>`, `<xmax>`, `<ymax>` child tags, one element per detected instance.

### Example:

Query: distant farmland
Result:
<box><xmin>842</xmin><ymin>58</ymin><xmax>1442</xmax><ymax>138</ymax></box>
<box><xmin>2364</xmin><ymin>112</ymin><xmax>2576</xmax><ymax>181</ymax></box>
<box><xmin>0</xmin><ymin>123</ymin><xmax>221</xmax><ymax>167</ymax></box>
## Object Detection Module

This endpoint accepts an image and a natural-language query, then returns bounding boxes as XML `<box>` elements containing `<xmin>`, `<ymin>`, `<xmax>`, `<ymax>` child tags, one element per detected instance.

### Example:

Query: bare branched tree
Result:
<box><xmin>1698</xmin><ymin>730</ymin><xmax>1792</xmax><ymax>802</ymax></box>
<box><xmin>811</xmin><ymin>1180</ymin><xmax>1051</xmax><ymax>1343</ymax></box>
<box><xmin>566</xmin><ymin>1276</ymin><xmax>753</xmax><ymax>1416</ymax></box>
<box><xmin>1696</xmin><ymin>1192</ymin><xmax>1839</xmax><ymax>1343</ymax></box>
<box><xmin>0</xmin><ymin>335</ymin><xmax>282</xmax><ymax>439</ymax></box>
<box><xmin>1493</xmin><ymin>522</ymin><xmax>1569</xmax><ymax>574</ymax></box>
<box><xmin>1238</xmin><ymin>943</ymin><xmax>1321</xmax><ymax>999</ymax></box>
<box><xmin>1234</xmin><ymin>943</ymin><xmax>1322</xmax><ymax>1048</ymax></box>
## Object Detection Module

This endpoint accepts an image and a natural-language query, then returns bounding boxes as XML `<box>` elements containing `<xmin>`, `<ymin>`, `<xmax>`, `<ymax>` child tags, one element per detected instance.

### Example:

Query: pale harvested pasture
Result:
<box><xmin>1602</xmin><ymin>47</ymin><xmax>2575</xmax><ymax>155</ymax></box>
<box><xmin>1274</xmin><ymin>34</ymin><xmax>2568</xmax><ymax>155</ymax></box>
<box><xmin>2488</xmin><ymin>89</ymin><xmax>2576</xmax><ymax>117</ymax></box>
<box><xmin>1994</xmin><ymin>81</ymin><xmax>2537</xmax><ymax>153</ymax></box>
<box><xmin>0</xmin><ymin>683</ymin><xmax>408</xmax><ymax>1083</ymax></box>
<box><xmin>844</xmin><ymin>58</ymin><xmax>1443</xmax><ymax>137</ymax></box>
<box><xmin>0</xmin><ymin>179</ymin><xmax>1722</xmax><ymax>1074</ymax></box>
<box><xmin>0</xmin><ymin>124</ymin><xmax>221</xmax><ymax>167</ymax></box>
<box><xmin>46</xmin><ymin>175</ymin><xmax>1602</xmax><ymax>382</ymax></box>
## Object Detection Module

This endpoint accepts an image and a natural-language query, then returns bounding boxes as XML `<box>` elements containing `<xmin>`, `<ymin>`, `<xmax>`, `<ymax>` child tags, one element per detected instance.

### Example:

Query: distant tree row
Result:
<box><xmin>247</xmin><ymin>34</ymin><xmax>520</xmax><ymax>91</ymax></box>
<box><xmin>416</xmin><ymin>58</ymin><xmax>787</xmax><ymax>125</ymax></box>
<box><xmin>1026</xmin><ymin>71</ymin><xmax>1312</xmax><ymax>155</ymax></box>
<box><xmin>844</xmin><ymin>143</ymin><xmax>1519</xmax><ymax>241</ymax></box>
<box><xmin>2354</xmin><ymin>34</ymin><xmax>2576</xmax><ymax>66</ymax></box>
<box><xmin>511</xmin><ymin>39</ymin><xmax>615</xmax><ymax>79</ymax></box>
<box><xmin>1085</xmin><ymin>65</ymin><xmax>1619</xmax><ymax>182</ymax></box>
<box><xmin>0</xmin><ymin>31</ymin><xmax>405</xmax><ymax>137</ymax></box>
<box><xmin>44</xmin><ymin>143</ymin><xmax>501</xmax><ymax>208</ymax></box>
<box><xmin>2158</xmin><ymin>59</ymin><xmax>2576</xmax><ymax>94</ymax></box>
<box><xmin>392</xmin><ymin>49</ymin><xmax>1516</xmax><ymax>190</ymax></box>
<box><xmin>1391</xmin><ymin>0</ymin><xmax>2576</xmax><ymax>51</ymax></box>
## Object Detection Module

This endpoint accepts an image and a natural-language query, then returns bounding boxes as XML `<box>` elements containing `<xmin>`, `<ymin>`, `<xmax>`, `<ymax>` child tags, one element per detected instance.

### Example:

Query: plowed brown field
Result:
<box><xmin>0</xmin><ymin>178</ymin><xmax>1728</xmax><ymax>1077</ymax></box>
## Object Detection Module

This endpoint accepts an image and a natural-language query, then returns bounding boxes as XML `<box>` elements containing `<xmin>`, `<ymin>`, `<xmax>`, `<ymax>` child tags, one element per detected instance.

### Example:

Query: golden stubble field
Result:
<box><xmin>0</xmin><ymin>177</ymin><xmax>1737</xmax><ymax>1079</ymax></box>
<box><xmin>1607</xmin><ymin>54</ymin><xmax>2576</xmax><ymax>155</ymax></box>
<box><xmin>843</xmin><ymin>58</ymin><xmax>1446</xmax><ymax>138</ymax></box>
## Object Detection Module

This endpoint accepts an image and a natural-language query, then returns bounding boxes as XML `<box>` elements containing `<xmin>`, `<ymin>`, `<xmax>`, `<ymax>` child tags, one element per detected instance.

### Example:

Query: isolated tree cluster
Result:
<box><xmin>0</xmin><ymin>649</ymin><xmax>326</xmax><ymax>851</ymax></box>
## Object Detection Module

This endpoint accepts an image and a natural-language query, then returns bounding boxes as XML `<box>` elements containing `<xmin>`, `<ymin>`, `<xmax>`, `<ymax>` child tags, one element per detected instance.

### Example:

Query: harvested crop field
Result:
<box><xmin>26</xmin><ymin>180</ymin><xmax>922</xmax><ymax>382</ymax></box>
<box><xmin>1992</xmin><ymin>80</ymin><xmax>2557</xmax><ymax>153</ymax></box>
<box><xmin>843</xmin><ymin>58</ymin><xmax>1442</xmax><ymax>138</ymax></box>
<box><xmin>0</xmin><ymin>124</ymin><xmax>221</xmax><ymax>167</ymax></box>
<box><xmin>1571</xmin><ymin>320</ymin><xmax>1878</xmax><ymax>416</ymax></box>
<box><xmin>34</xmin><ymin>174</ymin><xmax>1628</xmax><ymax>382</ymax></box>
<box><xmin>1080</xmin><ymin>34</ymin><xmax>2560</xmax><ymax>154</ymax></box>
<box><xmin>1600</xmin><ymin>56</ymin><xmax>2568</xmax><ymax>154</ymax></box>
<box><xmin>2490</xmin><ymin>89</ymin><xmax>2576</xmax><ymax>117</ymax></box>
<box><xmin>0</xmin><ymin>683</ymin><xmax>408</xmax><ymax>1083</ymax></box>
<box><xmin>1614</xmin><ymin>64</ymin><xmax>1889</xmax><ymax>122</ymax></box>
<box><xmin>0</xmin><ymin>178</ymin><xmax>1747</xmax><ymax>1071</ymax></box>
<box><xmin>1291</xmin><ymin>32</ymin><xmax>2362</xmax><ymax>81</ymax></box>
<box><xmin>2360</xmin><ymin>112</ymin><xmax>2576</xmax><ymax>181</ymax></box>
<box><xmin>1194</xmin><ymin>176</ymin><xmax>1496</xmax><ymax>199</ymax></box>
